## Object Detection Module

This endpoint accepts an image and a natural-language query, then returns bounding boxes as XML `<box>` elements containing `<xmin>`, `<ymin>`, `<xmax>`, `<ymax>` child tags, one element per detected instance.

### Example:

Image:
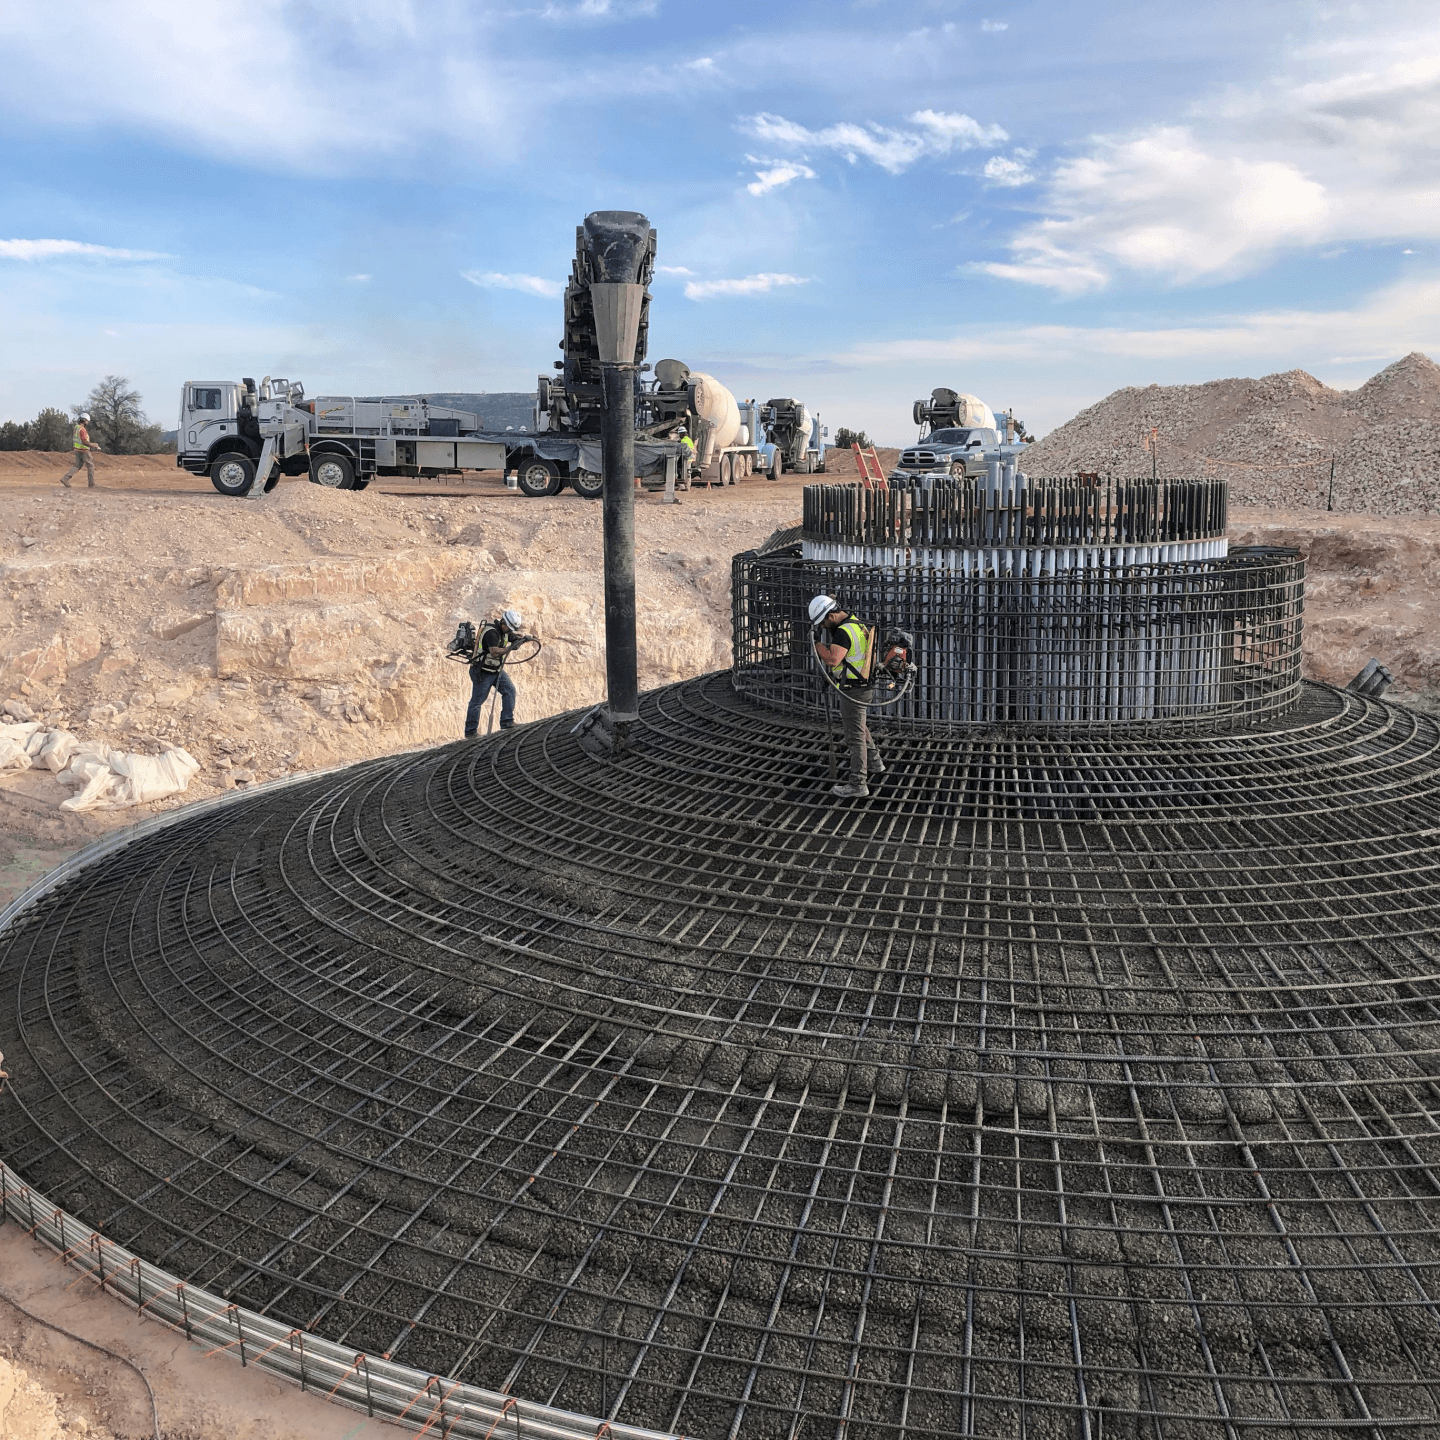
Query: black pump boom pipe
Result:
<box><xmin>601</xmin><ymin>361</ymin><xmax>639</xmax><ymax>723</ymax></box>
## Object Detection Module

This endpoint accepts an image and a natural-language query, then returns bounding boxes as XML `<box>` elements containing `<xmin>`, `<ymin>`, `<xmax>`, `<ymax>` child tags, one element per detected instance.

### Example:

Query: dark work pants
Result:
<box><xmin>465</xmin><ymin>667</ymin><xmax>516</xmax><ymax>736</ymax></box>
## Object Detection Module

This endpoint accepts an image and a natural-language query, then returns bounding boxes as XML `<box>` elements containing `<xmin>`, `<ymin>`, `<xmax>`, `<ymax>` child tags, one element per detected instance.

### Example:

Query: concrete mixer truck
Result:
<box><xmin>760</xmin><ymin>397</ymin><xmax>828</xmax><ymax>475</ymax></box>
<box><xmin>888</xmin><ymin>387</ymin><xmax>1028</xmax><ymax>487</ymax></box>
<box><xmin>623</xmin><ymin>362</ymin><xmax>827</xmax><ymax>488</ymax></box>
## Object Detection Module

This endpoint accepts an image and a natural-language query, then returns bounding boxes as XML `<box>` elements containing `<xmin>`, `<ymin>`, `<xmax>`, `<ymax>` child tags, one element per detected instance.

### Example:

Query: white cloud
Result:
<box><xmin>656</xmin><ymin>265</ymin><xmax>695</xmax><ymax>275</ymax></box>
<box><xmin>978</xmin><ymin>33</ymin><xmax>1440</xmax><ymax>294</ymax></box>
<box><xmin>460</xmin><ymin>270</ymin><xmax>563</xmax><ymax>298</ymax></box>
<box><xmin>838</xmin><ymin>270</ymin><xmax>1440</xmax><ymax>366</ymax></box>
<box><xmin>982</xmin><ymin>152</ymin><xmax>1035</xmax><ymax>187</ymax></box>
<box><xmin>0</xmin><ymin>238</ymin><xmax>167</xmax><ymax>261</ymax></box>
<box><xmin>0</xmin><ymin>1</ymin><xmax>515</xmax><ymax>173</ymax></box>
<box><xmin>744</xmin><ymin>108</ymin><xmax>1006</xmax><ymax>175</ymax></box>
<box><xmin>683</xmin><ymin>272</ymin><xmax>810</xmax><ymax>300</ymax></box>
<box><xmin>980</xmin><ymin>19</ymin><xmax>1008</xmax><ymax>32</ymax></box>
<box><xmin>346</xmin><ymin>273</ymin><xmax>372</xmax><ymax>282</ymax></box>
<box><xmin>746</xmin><ymin>160</ymin><xmax>817</xmax><ymax>195</ymax></box>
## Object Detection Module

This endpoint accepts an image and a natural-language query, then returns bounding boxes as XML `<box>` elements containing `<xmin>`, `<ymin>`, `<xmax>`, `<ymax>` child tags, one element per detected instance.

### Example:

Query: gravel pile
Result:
<box><xmin>1027</xmin><ymin>352</ymin><xmax>1440</xmax><ymax>515</ymax></box>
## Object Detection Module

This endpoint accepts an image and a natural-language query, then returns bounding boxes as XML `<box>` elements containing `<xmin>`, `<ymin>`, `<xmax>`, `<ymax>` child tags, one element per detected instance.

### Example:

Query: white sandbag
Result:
<box><xmin>37</xmin><ymin>730</ymin><xmax>79</xmax><ymax>773</ymax></box>
<box><xmin>0</xmin><ymin>722</ymin><xmax>40</xmax><ymax>744</ymax></box>
<box><xmin>60</xmin><ymin>763</ymin><xmax>118</xmax><ymax>811</ymax></box>
<box><xmin>24</xmin><ymin>729</ymin><xmax>48</xmax><ymax>758</ymax></box>
<box><xmin>0</xmin><ymin>737</ymin><xmax>31</xmax><ymax>770</ymax></box>
<box><xmin>61</xmin><ymin>747</ymin><xmax>200</xmax><ymax>813</ymax></box>
<box><xmin>56</xmin><ymin>752</ymin><xmax>110</xmax><ymax>786</ymax></box>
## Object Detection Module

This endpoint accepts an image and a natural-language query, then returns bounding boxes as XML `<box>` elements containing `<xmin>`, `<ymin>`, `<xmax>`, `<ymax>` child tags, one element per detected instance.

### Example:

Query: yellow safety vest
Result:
<box><xmin>830</xmin><ymin>618</ymin><xmax>875</xmax><ymax>687</ymax></box>
<box><xmin>679</xmin><ymin>436</ymin><xmax>696</xmax><ymax>457</ymax></box>
<box><xmin>72</xmin><ymin>423</ymin><xmax>89</xmax><ymax>451</ymax></box>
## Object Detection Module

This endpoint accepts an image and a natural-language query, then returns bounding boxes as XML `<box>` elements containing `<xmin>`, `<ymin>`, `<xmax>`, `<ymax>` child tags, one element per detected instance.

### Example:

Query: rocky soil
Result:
<box><xmin>1026</xmin><ymin>351</ymin><xmax>1440</xmax><ymax>515</ymax></box>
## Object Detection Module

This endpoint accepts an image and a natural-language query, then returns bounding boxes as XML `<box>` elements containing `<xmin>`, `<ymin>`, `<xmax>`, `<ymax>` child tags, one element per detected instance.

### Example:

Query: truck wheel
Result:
<box><xmin>211</xmin><ymin>452</ymin><xmax>256</xmax><ymax>496</ymax></box>
<box><xmin>570</xmin><ymin>468</ymin><xmax>604</xmax><ymax>499</ymax></box>
<box><xmin>310</xmin><ymin>453</ymin><xmax>356</xmax><ymax>489</ymax></box>
<box><xmin>517</xmin><ymin>457</ymin><xmax>562</xmax><ymax>497</ymax></box>
<box><xmin>719</xmin><ymin>454</ymin><xmax>733</xmax><ymax>486</ymax></box>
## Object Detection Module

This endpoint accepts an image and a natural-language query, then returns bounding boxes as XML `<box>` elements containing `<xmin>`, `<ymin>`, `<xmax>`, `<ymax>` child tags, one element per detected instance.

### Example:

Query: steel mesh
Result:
<box><xmin>733</xmin><ymin>549</ymin><xmax>1305</xmax><ymax>732</ymax></box>
<box><xmin>4</xmin><ymin>677</ymin><xmax>1440</xmax><ymax>1438</ymax></box>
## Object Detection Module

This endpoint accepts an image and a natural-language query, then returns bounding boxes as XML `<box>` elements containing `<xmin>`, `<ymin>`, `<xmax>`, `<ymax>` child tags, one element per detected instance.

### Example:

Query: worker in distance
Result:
<box><xmin>59</xmin><ymin>412</ymin><xmax>100</xmax><ymax>488</ymax></box>
<box><xmin>810</xmin><ymin>595</ymin><xmax>885</xmax><ymax>798</ymax></box>
<box><xmin>676</xmin><ymin>426</ymin><xmax>698</xmax><ymax>489</ymax></box>
<box><xmin>463</xmin><ymin>607</ymin><xmax>530</xmax><ymax>737</ymax></box>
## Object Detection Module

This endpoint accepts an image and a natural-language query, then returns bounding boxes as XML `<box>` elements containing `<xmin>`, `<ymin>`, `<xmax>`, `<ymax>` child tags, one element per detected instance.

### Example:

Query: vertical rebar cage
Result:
<box><xmin>733</xmin><ymin>480</ymin><xmax>1303</xmax><ymax>732</ymax></box>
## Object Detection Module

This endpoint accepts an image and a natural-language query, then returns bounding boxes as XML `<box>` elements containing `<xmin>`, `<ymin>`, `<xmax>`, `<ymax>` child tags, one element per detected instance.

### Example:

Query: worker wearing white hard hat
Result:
<box><xmin>464</xmin><ymin>607</ymin><xmax>530</xmax><ymax>737</ymax></box>
<box><xmin>59</xmin><ymin>412</ymin><xmax>100</xmax><ymax>489</ymax></box>
<box><xmin>810</xmin><ymin>595</ymin><xmax>885</xmax><ymax>798</ymax></box>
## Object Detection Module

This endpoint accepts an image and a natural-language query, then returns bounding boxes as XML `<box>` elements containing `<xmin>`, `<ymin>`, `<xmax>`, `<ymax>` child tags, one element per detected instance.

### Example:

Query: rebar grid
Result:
<box><xmin>802</xmin><ymin>477</ymin><xmax>1228</xmax><ymax>553</ymax></box>
<box><xmin>4</xmin><ymin>675</ymin><xmax>1440</xmax><ymax>1439</ymax></box>
<box><xmin>733</xmin><ymin>549</ymin><xmax>1304</xmax><ymax>731</ymax></box>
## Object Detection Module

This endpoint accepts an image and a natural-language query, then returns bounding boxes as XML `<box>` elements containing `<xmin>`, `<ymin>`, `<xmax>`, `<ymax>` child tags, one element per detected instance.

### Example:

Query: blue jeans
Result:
<box><xmin>465</xmin><ymin>667</ymin><xmax>516</xmax><ymax>736</ymax></box>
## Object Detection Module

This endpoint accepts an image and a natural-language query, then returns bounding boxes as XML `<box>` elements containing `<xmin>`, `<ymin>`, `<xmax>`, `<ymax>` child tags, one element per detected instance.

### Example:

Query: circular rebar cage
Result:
<box><xmin>5</xmin><ymin>676</ymin><xmax>1440</xmax><ymax>1438</ymax></box>
<box><xmin>732</xmin><ymin>548</ymin><xmax>1305</xmax><ymax>731</ymax></box>
<box><xmin>801</xmin><ymin>476</ymin><xmax>1229</xmax><ymax>568</ymax></box>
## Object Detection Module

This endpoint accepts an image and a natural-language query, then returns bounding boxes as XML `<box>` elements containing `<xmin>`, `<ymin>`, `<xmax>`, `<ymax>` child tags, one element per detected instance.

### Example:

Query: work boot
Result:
<box><xmin>60</xmin><ymin>476</ymin><xmax>71</xmax><ymax>488</ymax></box>
<box><xmin>867</xmin><ymin>750</ymin><xmax>885</xmax><ymax>776</ymax></box>
<box><xmin>831</xmin><ymin>780</ymin><xmax>869</xmax><ymax>798</ymax></box>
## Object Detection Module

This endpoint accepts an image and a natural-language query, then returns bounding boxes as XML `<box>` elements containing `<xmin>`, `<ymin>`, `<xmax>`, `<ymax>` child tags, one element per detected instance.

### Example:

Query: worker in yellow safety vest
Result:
<box><xmin>810</xmin><ymin>594</ymin><xmax>886</xmax><ymax>798</ymax></box>
<box><xmin>676</xmin><ymin>427</ymin><xmax>697</xmax><ymax>489</ymax></box>
<box><xmin>59</xmin><ymin>413</ymin><xmax>100</xmax><ymax>489</ymax></box>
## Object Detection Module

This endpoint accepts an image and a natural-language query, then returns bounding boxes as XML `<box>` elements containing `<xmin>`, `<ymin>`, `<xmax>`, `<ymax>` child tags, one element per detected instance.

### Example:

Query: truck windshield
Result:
<box><xmin>925</xmin><ymin>428</ymin><xmax>976</xmax><ymax>445</ymax></box>
<box><xmin>192</xmin><ymin>388</ymin><xmax>222</xmax><ymax>409</ymax></box>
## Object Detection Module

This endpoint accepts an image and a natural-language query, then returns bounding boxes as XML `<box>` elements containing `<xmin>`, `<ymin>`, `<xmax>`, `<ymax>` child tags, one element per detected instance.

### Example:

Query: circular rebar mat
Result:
<box><xmin>4</xmin><ymin>675</ymin><xmax>1440</xmax><ymax>1438</ymax></box>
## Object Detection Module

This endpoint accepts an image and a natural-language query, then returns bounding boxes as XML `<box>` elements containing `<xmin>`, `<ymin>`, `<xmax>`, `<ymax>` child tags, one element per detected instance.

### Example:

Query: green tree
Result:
<box><xmin>834</xmin><ymin>426</ymin><xmax>870</xmax><ymax>451</ymax></box>
<box><xmin>0</xmin><ymin>420</ymin><xmax>28</xmax><ymax>451</ymax></box>
<box><xmin>76</xmin><ymin>375</ymin><xmax>168</xmax><ymax>454</ymax></box>
<box><xmin>30</xmin><ymin>408</ymin><xmax>74</xmax><ymax>450</ymax></box>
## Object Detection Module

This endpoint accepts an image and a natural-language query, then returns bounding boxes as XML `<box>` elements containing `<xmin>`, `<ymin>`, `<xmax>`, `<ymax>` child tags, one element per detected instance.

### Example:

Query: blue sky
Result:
<box><xmin>1</xmin><ymin>0</ymin><xmax>1437</xmax><ymax>443</ymax></box>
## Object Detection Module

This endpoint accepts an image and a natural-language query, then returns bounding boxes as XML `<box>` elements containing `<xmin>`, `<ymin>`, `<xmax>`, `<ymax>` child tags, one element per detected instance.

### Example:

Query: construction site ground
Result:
<box><xmin>1</xmin><ymin>442</ymin><xmax>1438</xmax><ymax>1436</ymax></box>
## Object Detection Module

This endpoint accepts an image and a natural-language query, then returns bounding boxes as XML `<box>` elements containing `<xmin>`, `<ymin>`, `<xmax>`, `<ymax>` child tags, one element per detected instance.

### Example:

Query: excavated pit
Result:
<box><xmin>4</xmin><ymin>673</ymin><xmax>1440</xmax><ymax>1437</ymax></box>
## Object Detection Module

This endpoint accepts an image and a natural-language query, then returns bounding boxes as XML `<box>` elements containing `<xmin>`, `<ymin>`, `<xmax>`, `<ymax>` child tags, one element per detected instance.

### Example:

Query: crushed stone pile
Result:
<box><xmin>1026</xmin><ymin>352</ymin><xmax>1440</xmax><ymax>515</ymax></box>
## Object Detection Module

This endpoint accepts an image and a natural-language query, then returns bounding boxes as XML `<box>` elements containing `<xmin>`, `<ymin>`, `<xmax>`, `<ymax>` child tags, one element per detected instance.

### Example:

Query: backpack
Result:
<box><xmin>447</xmin><ymin>620</ymin><xmax>478</xmax><ymax>662</ymax></box>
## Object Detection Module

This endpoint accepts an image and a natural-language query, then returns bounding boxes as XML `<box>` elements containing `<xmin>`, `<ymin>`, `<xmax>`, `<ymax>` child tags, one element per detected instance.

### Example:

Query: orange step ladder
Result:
<box><xmin>852</xmin><ymin>444</ymin><xmax>889</xmax><ymax>490</ymax></box>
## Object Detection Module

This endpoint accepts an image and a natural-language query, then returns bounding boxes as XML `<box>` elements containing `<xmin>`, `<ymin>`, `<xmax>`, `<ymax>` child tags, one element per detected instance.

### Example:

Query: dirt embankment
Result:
<box><xmin>1027</xmin><ymin>352</ymin><xmax>1440</xmax><ymax>515</ymax></box>
<box><xmin>1231</xmin><ymin>506</ymin><xmax>1440</xmax><ymax>703</ymax></box>
<box><xmin>0</xmin><ymin>462</ymin><xmax>810</xmax><ymax>895</ymax></box>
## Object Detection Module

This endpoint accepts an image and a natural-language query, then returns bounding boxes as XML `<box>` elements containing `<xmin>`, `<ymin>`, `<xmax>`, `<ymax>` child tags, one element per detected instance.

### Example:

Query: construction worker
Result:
<box><xmin>810</xmin><ymin>594</ymin><xmax>885</xmax><ymax>798</ymax></box>
<box><xmin>464</xmin><ymin>607</ymin><xmax>527</xmax><ymax>737</ymax></box>
<box><xmin>59</xmin><ymin>413</ymin><xmax>99</xmax><ymax>488</ymax></box>
<box><xmin>676</xmin><ymin>427</ymin><xmax>698</xmax><ymax>489</ymax></box>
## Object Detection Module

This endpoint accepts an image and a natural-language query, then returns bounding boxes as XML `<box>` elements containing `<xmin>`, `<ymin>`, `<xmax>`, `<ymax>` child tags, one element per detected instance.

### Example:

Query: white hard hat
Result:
<box><xmin>808</xmin><ymin>594</ymin><xmax>838</xmax><ymax>625</ymax></box>
<box><xmin>80</xmin><ymin>412</ymin><xmax>90</xmax><ymax>422</ymax></box>
<box><xmin>676</xmin><ymin>426</ymin><xmax>687</xmax><ymax>436</ymax></box>
<box><xmin>501</xmin><ymin>608</ymin><xmax>523</xmax><ymax>631</ymax></box>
